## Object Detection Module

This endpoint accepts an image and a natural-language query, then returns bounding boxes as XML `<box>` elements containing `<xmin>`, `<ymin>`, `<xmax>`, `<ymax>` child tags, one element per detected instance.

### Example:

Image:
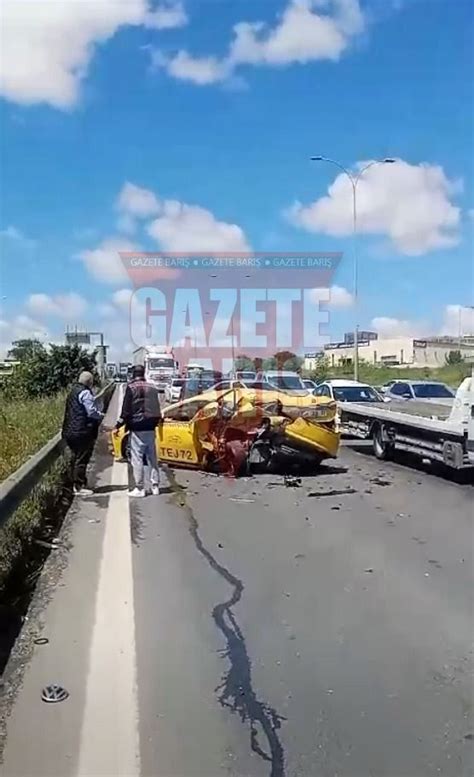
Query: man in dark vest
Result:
<box><xmin>62</xmin><ymin>371</ymin><xmax>104</xmax><ymax>496</ymax></box>
<box><xmin>115</xmin><ymin>364</ymin><xmax>162</xmax><ymax>497</ymax></box>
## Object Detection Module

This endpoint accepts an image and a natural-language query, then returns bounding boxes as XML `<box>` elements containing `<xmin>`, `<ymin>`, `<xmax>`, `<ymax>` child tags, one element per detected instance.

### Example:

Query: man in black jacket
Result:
<box><xmin>116</xmin><ymin>364</ymin><xmax>162</xmax><ymax>497</ymax></box>
<box><xmin>62</xmin><ymin>371</ymin><xmax>104</xmax><ymax>496</ymax></box>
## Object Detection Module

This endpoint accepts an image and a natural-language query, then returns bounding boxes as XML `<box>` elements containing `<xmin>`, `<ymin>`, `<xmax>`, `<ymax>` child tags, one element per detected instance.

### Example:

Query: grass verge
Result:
<box><xmin>0</xmin><ymin>394</ymin><xmax>65</xmax><ymax>481</ymax></box>
<box><xmin>0</xmin><ymin>458</ymin><xmax>73</xmax><ymax>671</ymax></box>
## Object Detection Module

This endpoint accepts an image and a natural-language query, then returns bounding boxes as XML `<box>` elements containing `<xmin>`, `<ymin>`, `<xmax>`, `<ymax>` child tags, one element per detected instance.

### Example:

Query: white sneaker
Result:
<box><xmin>151</xmin><ymin>484</ymin><xmax>160</xmax><ymax>496</ymax></box>
<box><xmin>74</xmin><ymin>487</ymin><xmax>94</xmax><ymax>496</ymax></box>
<box><xmin>129</xmin><ymin>487</ymin><xmax>146</xmax><ymax>498</ymax></box>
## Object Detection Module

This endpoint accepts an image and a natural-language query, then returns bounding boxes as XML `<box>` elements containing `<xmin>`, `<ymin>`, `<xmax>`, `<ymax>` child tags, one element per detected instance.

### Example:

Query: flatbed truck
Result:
<box><xmin>338</xmin><ymin>374</ymin><xmax>474</xmax><ymax>470</ymax></box>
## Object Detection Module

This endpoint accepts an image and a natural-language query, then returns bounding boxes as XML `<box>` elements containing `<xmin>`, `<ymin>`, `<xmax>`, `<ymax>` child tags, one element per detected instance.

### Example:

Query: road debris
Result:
<box><xmin>370</xmin><ymin>478</ymin><xmax>392</xmax><ymax>487</ymax></box>
<box><xmin>364</xmin><ymin>568</ymin><xmax>374</xmax><ymax>573</ymax></box>
<box><xmin>307</xmin><ymin>488</ymin><xmax>357</xmax><ymax>498</ymax></box>
<box><xmin>230</xmin><ymin>497</ymin><xmax>255</xmax><ymax>503</ymax></box>
<box><xmin>34</xmin><ymin>637</ymin><xmax>49</xmax><ymax>646</ymax></box>
<box><xmin>41</xmin><ymin>684</ymin><xmax>69</xmax><ymax>703</ymax></box>
<box><xmin>284</xmin><ymin>475</ymin><xmax>302</xmax><ymax>488</ymax></box>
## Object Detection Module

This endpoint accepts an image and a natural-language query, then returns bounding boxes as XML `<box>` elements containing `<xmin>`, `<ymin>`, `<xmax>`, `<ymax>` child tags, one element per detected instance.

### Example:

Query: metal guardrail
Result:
<box><xmin>0</xmin><ymin>383</ymin><xmax>114</xmax><ymax>530</ymax></box>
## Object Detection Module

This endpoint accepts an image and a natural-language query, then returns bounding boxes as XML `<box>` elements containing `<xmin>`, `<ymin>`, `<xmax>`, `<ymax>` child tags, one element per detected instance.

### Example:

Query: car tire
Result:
<box><xmin>373</xmin><ymin>424</ymin><xmax>393</xmax><ymax>460</ymax></box>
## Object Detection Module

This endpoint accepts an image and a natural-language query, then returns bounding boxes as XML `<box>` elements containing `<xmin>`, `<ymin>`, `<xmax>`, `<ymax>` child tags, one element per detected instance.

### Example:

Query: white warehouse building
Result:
<box><xmin>321</xmin><ymin>334</ymin><xmax>474</xmax><ymax>369</ymax></box>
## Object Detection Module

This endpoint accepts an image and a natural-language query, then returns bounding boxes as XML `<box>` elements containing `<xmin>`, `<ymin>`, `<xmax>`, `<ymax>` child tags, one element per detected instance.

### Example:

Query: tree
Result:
<box><xmin>8</xmin><ymin>339</ymin><xmax>46</xmax><ymax>362</ymax></box>
<box><xmin>445</xmin><ymin>350</ymin><xmax>463</xmax><ymax>365</ymax></box>
<box><xmin>234</xmin><ymin>355</ymin><xmax>256</xmax><ymax>372</ymax></box>
<box><xmin>3</xmin><ymin>344</ymin><xmax>98</xmax><ymax>399</ymax></box>
<box><xmin>309</xmin><ymin>355</ymin><xmax>329</xmax><ymax>382</ymax></box>
<box><xmin>273</xmin><ymin>351</ymin><xmax>303</xmax><ymax>372</ymax></box>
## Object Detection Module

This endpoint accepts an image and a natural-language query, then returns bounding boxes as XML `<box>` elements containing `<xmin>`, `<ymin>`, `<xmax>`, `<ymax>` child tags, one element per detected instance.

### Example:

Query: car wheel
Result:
<box><xmin>373</xmin><ymin>424</ymin><xmax>393</xmax><ymax>460</ymax></box>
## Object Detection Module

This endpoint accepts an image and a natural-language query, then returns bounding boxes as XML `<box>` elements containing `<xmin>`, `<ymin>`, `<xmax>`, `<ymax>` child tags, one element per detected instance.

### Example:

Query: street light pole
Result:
<box><xmin>311</xmin><ymin>156</ymin><xmax>395</xmax><ymax>381</ymax></box>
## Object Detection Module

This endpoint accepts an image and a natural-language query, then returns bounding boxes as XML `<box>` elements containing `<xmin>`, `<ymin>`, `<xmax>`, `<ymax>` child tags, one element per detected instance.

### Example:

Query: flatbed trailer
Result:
<box><xmin>338</xmin><ymin>376</ymin><xmax>474</xmax><ymax>470</ymax></box>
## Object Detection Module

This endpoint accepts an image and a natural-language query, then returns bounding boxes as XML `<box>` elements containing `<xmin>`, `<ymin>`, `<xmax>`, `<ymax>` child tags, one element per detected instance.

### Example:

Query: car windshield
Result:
<box><xmin>412</xmin><ymin>383</ymin><xmax>454</xmax><ymax>399</ymax></box>
<box><xmin>268</xmin><ymin>375</ymin><xmax>304</xmax><ymax>390</ymax></box>
<box><xmin>333</xmin><ymin>386</ymin><xmax>381</xmax><ymax>402</ymax></box>
<box><xmin>237</xmin><ymin>372</ymin><xmax>256</xmax><ymax>380</ymax></box>
<box><xmin>148</xmin><ymin>358</ymin><xmax>174</xmax><ymax>369</ymax></box>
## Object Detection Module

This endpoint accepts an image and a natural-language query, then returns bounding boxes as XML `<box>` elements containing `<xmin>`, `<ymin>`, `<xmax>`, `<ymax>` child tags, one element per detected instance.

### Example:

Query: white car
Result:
<box><xmin>302</xmin><ymin>378</ymin><xmax>318</xmax><ymax>392</ymax></box>
<box><xmin>313</xmin><ymin>379</ymin><xmax>386</xmax><ymax>403</ymax></box>
<box><xmin>164</xmin><ymin>378</ymin><xmax>185</xmax><ymax>404</ymax></box>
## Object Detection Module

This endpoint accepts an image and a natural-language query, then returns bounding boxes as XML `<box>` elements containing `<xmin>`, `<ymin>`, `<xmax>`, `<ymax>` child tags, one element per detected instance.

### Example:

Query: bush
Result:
<box><xmin>2</xmin><ymin>342</ymin><xmax>98</xmax><ymax>400</ymax></box>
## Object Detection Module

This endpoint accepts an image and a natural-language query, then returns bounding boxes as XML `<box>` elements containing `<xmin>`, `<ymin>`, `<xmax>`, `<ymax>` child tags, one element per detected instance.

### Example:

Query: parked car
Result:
<box><xmin>164</xmin><ymin>377</ymin><xmax>185</xmax><ymax>404</ymax></box>
<box><xmin>302</xmin><ymin>378</ymin><xmax>318</xmax><ymax>392</ymax></box>
<box><xmin>180</xmin><ymin>376</ymin><xmax>218</xmax><ymax>400</ymax></box>
<box><xmin>314</xmin><ymin>379</ymin><xmax>385</xmax><ymax>403</ymax></box>
<box><xmin>255</xmin><ymin>370</ymin><xmax>308</xmax><ymax>395</ymax></box>
<box><xmin>233</xmin><ymin>370</ymin><xmax>257</xmax><ymax>382</ymax></box>
<box><xmin>384</xmin><ymin>380</ymin><xmax>455</xmax><ymax>404</ymax></box>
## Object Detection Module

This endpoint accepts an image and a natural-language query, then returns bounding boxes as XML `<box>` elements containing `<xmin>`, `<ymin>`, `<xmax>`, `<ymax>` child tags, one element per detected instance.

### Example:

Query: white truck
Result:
<box><xmin>338</xmin><ymin>372</ymin><xmax>474</xmax><ymax>471</ymax></box>
<box><xmin>133</xmin><ymin>346</ymin><xmax>178</xmax><ymax>392</ymax></box>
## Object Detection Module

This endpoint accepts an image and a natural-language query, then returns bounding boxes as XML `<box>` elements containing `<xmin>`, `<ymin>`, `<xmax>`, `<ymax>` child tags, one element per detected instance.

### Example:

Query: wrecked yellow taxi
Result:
<box><xmin>112</xmin><ymin>386</ymin><xmax>340</xmax><ymax>476</ymax></box>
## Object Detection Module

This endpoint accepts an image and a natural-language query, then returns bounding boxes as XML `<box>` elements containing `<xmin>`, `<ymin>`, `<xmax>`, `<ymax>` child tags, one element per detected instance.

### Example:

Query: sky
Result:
<box><xmin>0</xmin><ymin>0</ymin><xmax>473</xmax><ymax>362</ymax></box>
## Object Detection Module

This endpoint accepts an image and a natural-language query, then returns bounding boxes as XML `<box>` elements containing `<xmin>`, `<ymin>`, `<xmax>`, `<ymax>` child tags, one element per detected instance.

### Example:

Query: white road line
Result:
<box><xmin>77</xmin><ymin>460</ymin><xmax>140</xmax><ymax>777</ymax></box>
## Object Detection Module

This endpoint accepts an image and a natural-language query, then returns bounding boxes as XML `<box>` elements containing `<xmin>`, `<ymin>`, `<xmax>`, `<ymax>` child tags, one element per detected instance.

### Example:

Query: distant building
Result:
<box><xmin>323</xmin><ymin>335</ymin><xmax>474</xmax><ymax>368</ymax></box>
<box><xmin>303</xmin><ymin>351</ymin><xmax>324</xmax><ymax>371</ymax></box>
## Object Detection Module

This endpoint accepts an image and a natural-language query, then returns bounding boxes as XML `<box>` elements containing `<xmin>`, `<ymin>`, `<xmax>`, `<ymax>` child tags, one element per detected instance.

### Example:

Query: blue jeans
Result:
<box><xmin>130</xmin><ymin>430</ymin><xmax>159</xmax><ymax>489</ymax></box>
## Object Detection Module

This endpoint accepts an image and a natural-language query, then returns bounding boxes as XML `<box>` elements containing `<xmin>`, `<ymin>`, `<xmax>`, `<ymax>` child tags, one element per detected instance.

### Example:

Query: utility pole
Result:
<box><xmin>311</xmin><ymin>156</ymin><xmax>395</xmax><ymax>381</ymax></box>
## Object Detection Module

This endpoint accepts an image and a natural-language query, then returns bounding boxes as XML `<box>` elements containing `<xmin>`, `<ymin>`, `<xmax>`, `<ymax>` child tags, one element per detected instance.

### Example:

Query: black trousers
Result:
<box><xmin>66</xmin><ymin>436</ymin><xmax>95</xmax><ymax>488</ymax></box>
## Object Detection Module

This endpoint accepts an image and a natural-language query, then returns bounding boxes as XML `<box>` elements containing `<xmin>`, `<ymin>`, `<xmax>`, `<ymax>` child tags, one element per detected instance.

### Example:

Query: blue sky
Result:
<box><xmin>0</xmin><ymin>0</ymin><xmax>473</xmax><ymax>359</ymax></box>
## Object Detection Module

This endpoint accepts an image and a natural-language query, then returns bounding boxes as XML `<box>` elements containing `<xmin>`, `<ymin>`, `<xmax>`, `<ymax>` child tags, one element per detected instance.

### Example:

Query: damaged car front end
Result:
<box><xmin>112</xmin><ymin>386</ymin><xmax>340</xmax><ymax>476</ymax></box>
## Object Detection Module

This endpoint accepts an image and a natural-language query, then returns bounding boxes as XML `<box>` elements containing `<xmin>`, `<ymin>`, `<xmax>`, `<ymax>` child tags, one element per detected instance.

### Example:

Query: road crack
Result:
<box><xmin>168</xmin><ymin>472</ymin><xmax>286</xmax><ymax>777</ymax></box>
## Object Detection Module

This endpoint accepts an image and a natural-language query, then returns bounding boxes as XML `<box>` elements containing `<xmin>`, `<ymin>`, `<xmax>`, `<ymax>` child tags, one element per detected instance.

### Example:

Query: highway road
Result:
<box><xmin>0</xmin><ymin>388</ymin><xmax>473</xmax><ymax>776</ymax></box>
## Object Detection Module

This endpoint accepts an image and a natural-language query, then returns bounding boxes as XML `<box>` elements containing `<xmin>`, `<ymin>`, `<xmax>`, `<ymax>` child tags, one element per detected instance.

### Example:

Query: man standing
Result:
<box><xmin>62</xmin><ymin>371</ymin><xmax>104</xmax><ymax>496</ymax></box>
<box><xmin>116</xmin><ymin>364</ymin><xmax>162</xmax><ymax>497</ymax></box>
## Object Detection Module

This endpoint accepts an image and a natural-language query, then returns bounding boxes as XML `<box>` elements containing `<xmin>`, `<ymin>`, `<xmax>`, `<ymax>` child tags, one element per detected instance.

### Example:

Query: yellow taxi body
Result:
<box><xmin>111</xmin><ymin>386</ymin><xmax>340</xmax><ymax>468</ymax></box>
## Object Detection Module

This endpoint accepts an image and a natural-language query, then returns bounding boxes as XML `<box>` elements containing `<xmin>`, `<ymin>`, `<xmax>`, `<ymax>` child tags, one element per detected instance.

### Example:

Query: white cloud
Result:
<box><xmin>117</xmin><ymin>182</ymin><xmax>161</xmax><ymax>218</ymax></box>
<box><xmin>0</xmin><ymin>0</ymin><xmax>187</xmax><ymax>109</ymax></box>
<box><xmin>370</xmin><ymin>316</ymin><xmax>422</xmax><ymax>338</ymax></box>
<box><xmin>0</xmin><ymin>314</ymin><xmax>51</xmax><ymax>357</ymax></box>
<box><xmin>26</xmin><ymin>292</ymin><xmax>87</xmax><ymax>319</ymax></box>
<box><xmin>145</xmin><ymin>1</ymin><xmax>187</xmax><ymax>30</ymax></box>
<box><xmin>147</xmin><ymin>200</ymin><xmax>250</xmax><ymax>252</ymax></box>
<box><xmin>287</xmin><ymin>159</ymin><xmax>461</xmax><ymax>256</ymax></box>
<box><xmin>230</xmin><ymin>0</ymin><xmax>364</xmax><ymax>66</ymax></box>
<box><xmin>309</xmin><ymin>285</ymin><xmax>353</xmax><ymax>308</ymax></box>
<box><xmin>152</xmin><ymin>50</ymin><xmax>229</xmax><ymax>85</ymax></box>
<box><xmin>116</xmin><ymin>181</ymin><xmax>250</xmax><ymax>251</ymax></box>
<box><xmin>153</xmin><ymin>0</ymin><xmax>365</xmax><ymax>85</ymax></box>
<box><xmin>328</xmin><ymin>285</ymin><xmax>354</xmax><ymax>308</ymax></box>
<box><xmin>441</xmin><ymin>305</ymin><xmax>474</xmax><ymax>337</ymax></box>
<box><xmin>78</xmin><ymin>237</ymin><xmax>138</xmax><ymax>284</ymax></box>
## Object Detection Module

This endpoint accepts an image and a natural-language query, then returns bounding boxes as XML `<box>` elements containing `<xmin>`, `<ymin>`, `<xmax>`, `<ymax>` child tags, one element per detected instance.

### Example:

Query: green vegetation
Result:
<box><xmin>3</xmin><ymin>340</ymin><xmax>98</xmax><ymax>400</ymax></box>
<box><xmin>0</xmin><ymin>459</ymin><xmax>71</xmax><ymax>594</ymax></box>
<box><xmin>0</xmin><ymin>394</ymin><xmax>65</xmax><ymax>480</ymax></box>
<box><xmin>235</xmin><ymin>352</ymin><xmax>304</xmax><ymax>372</ymax></box>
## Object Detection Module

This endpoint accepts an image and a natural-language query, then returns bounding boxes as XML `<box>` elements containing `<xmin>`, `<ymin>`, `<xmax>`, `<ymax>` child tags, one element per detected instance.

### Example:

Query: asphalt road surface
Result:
<box><xmin>1</xmin><ymin>388</ymin><xmax>473</xmax><ymax>777</ymax></box>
